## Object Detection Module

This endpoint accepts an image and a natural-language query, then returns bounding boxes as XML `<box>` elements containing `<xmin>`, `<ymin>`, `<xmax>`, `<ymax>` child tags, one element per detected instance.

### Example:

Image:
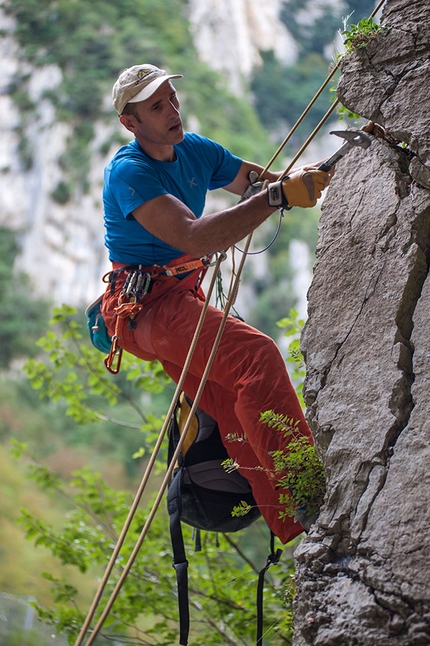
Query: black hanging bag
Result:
<box><xmin>167</xmin><ymin>393</ymin><xmax>281</xmax><ymax>645</ymax></box>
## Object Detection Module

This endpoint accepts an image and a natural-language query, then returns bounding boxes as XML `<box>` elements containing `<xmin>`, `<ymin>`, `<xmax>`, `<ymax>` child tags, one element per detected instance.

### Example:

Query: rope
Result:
<box><xmin>76</xmin><ymin>1</ymin><xmax>388</xmax><ymax>640</ymax></box>
<box><xmin>278</xmin><ymin>99</ymin><xmax>339</xmax><ymax>179</ymax></box>
<box><xmin>80</xmin><ymin>240</ymin><xmax>252</xmax><ymax>646</ymax></box>
<box><xmin>74</xmin><ymin>254</ymin><xmax>225</xmax><ymax>646</ymax></box>
<box><xmin>260</xmin><ymin>0</ymin><xmax>387</xmax><ymax>181</ymax></box>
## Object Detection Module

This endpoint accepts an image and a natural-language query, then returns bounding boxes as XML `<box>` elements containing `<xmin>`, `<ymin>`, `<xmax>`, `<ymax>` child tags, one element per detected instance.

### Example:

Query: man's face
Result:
<box><xmin>121</xmin><ymin>80</ymin><xmax>184</xmax><ymax>151</ymax></box>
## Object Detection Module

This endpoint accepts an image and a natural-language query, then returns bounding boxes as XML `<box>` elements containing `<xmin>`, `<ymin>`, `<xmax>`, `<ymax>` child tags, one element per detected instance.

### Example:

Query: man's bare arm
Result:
<box><xmin>131</xmin><ymin>160</ymin><xmax>331</xmax><ymax>259</ymax></box>
<box><xmin>132</xmin><ymin>189</ymin><xmax>277</xmax><ymax>259</ymax></box>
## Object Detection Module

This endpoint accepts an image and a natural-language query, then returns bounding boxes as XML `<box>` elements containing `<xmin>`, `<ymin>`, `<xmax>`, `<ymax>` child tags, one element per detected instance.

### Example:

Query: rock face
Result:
<box><xmin>295</xmin><ymin>0</ymin><xmax>430</xmax><ymax>644</ymax></box>
<box><xmin>187</xmin><ymin>0</ymin><xmax>343</xmax><ymax>95</ymax></box>
<box><xmin>187</xmin><ymin>0</ymin><xmax>297</xmax><ymax>94</ymax></box>
<box><xmin>0</xmin><ymin>11</ymin><xmax>115</xmax><ymax>305</ymax></box>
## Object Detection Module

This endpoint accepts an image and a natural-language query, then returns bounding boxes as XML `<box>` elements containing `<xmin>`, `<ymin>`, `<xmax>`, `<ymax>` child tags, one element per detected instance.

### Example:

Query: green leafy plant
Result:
<box><xmin>24</xmin><ymin>304</ymin><xmax>170</xmax><ymax>444</ymax></box>
<box><xmin>0</xmin><ymin>228</ymin><xmax>50</xmax><ymax>368</ymax></box>
<box><xmin>259</xmin><ymin>412</ymin><xmax>326</xmax><ymax>520</ymax></box>
<box><xmin>226</xmin><ymin>411</ymin><xmax>326</xmax><ymax>525</ymax></box>
<box><xmin>341</xmin><ymin>16</ymin><xmax>384</xmax><ymax>54</ymax></box>
<box><xmin>329</xmin><ymin>86</ymin><xmax>362</xmax><ymax>121</ymax></box>
<box><xmin>272</xmin><ymin>310</ymin><xmax>326</xmax><ymax>518</ymax></box>
<box><xmin>328</xmin><ymin>15</ymin><xmax>383</xmax><ymax>122</ymax></box>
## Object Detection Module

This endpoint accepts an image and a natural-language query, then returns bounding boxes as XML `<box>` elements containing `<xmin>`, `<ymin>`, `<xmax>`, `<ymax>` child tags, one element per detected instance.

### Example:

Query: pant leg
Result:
<box><xmin>133</xmin><ymin>286</ymin><xmax>312</xmax><ymax>464</ymax></box>
<box><xmin>132</xmin><ymin>286</ymin><xmax>309</xmax><ymax>542</ymax></box>
<box><xmin>163</xmin><ymin>366</ymin><xmax>304</xmax><ymax>544</ymax></box>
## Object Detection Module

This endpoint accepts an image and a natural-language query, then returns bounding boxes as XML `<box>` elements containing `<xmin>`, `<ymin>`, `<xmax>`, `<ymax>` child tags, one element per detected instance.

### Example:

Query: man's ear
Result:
<box><xmin>119</xmin><ymin>114</ymin><xmax>138</xmax><ymax>134</ymax></box>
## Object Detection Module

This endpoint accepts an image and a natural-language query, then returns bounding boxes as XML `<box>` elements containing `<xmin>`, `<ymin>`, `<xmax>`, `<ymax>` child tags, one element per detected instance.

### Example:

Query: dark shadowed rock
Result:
<box><xmin>294</xmin><ymin>0</ymin><xmax>430</xmax><ymax>643</ymax></box>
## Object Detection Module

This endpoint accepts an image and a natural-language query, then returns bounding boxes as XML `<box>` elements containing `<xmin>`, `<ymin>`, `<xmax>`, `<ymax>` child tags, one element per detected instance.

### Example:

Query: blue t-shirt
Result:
<box><xmin>103</xmin><ymin>132</ymin><xmax>242</xmax><ymax>265</ymax></box>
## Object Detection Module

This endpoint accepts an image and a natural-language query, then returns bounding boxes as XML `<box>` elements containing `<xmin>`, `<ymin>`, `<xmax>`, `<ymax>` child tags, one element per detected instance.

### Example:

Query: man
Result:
<box><xmin>102</xmin><ymin>64</ymin><xmax>332</xmax><ymax>543</ymax></box>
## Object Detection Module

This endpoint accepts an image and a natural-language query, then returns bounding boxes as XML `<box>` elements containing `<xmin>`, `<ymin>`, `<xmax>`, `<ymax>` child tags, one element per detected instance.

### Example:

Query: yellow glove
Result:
<box><xmin>267</xmin><ymin>167</ymin><xmax>331</xmax><ymax>209</ymax></box>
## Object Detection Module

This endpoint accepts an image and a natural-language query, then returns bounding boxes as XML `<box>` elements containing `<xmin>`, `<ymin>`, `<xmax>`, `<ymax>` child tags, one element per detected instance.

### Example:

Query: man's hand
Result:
<box><xmin>267</xmin><ymin>167</ymin><xmax>332</xmax><ymax>209</ymax></box>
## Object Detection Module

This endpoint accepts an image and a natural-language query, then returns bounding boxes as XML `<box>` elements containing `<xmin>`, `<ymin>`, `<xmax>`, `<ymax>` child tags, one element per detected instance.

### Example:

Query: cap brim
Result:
<box><xmin>128</xmin><ymin>74</ymin><xmax>183</xmax><ymax>104</ymax></box>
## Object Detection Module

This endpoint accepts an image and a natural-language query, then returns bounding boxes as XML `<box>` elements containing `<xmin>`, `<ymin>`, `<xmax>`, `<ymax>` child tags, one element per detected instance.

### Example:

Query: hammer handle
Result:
<box><xmin>318</xmin><ymin>142</ymin><xmax>351</xmax><ymax>172</ymax></box>
<box><xmin>318</xmin><ymin>161</ymin><xmax>333</xmax><ymax>172</ymax></box>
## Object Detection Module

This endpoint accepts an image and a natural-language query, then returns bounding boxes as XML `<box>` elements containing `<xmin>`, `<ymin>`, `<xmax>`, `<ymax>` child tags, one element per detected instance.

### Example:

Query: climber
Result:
<box><xmin>101</xmin><ymin>64</ymin><xmax>333</xmax><ymax>543</ymax></box>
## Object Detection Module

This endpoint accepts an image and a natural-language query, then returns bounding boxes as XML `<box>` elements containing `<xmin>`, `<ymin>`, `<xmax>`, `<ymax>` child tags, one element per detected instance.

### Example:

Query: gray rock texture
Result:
<box><xmin>295</xmin><ymin>0</ymin><xmax>430</xmax><ymax>644</ymax></box>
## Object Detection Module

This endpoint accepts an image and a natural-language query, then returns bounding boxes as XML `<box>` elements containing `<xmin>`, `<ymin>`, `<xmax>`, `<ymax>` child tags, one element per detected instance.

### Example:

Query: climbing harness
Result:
<box><xmin>103</xmin><ymin>255</ymin><xmax>213</xmax><ymax>374</ymax></box>
<box><xmin>75</xmin><ymin>1</ymin><xmax>388</xmax><ymax>643</ymax></box>
<box><xmin>104</xmin><ymin>268</ymin><xmax>152</xmax><ymax>374</ymax></box>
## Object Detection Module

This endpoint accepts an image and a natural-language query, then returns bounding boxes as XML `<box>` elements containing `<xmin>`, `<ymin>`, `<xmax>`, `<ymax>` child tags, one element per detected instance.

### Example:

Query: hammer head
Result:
<box><xmin>329</xmin><ymin>129</ymin><xmax>372</xmax><ymax>149</ymax></box>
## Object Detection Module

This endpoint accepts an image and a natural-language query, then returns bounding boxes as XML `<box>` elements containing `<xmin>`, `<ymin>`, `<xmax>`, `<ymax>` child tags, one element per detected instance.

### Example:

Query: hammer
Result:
<box><xmin>318</xmin><ymin>129</ymin><xmax>372</xmax><ymax>171</ymax></box>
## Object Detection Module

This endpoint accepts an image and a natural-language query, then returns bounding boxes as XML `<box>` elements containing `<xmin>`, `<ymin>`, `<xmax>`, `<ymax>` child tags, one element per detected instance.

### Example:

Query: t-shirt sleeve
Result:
<box><xmin>109</xmin><ymin>159</ymin><xmax>167</xmax><ymax>219</ymax></box>
<box><xmin>194</xmin><ymin>135</ymin><xmax>242</xmax><ymax>190</ymax></box>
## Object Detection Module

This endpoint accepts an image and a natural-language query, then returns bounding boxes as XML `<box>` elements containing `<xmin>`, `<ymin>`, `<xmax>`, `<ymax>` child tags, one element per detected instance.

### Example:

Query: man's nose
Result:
<box><xmin>169</xmin><ymin>100</ymin><xmax>180</xmax><ymax>114</ymax></box>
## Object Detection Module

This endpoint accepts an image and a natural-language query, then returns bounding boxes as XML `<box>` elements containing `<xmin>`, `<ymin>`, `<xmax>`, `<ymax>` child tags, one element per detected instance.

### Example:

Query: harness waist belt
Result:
<box><xmin>110</xmin><ymin>255</ymin><xmax>212</xmax><ymax>279</ymax></box>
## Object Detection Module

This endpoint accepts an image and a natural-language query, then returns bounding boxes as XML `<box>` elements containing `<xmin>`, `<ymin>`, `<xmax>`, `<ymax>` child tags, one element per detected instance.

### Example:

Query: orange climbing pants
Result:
<box><xmin>102</xmin><ymin>257</ymin><xmax>313</xmax><ymax>544</ymax></box>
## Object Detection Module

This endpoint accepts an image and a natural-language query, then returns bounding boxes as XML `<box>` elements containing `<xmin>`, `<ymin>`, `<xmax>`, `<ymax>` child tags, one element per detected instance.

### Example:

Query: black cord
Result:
<box><xmin>233</xmin><ymin>209</ymin><xmax>284</xmax><ymax>256</ymax></box>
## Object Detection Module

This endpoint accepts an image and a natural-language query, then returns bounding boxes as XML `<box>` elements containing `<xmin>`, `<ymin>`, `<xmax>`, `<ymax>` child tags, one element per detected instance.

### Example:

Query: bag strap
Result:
<box><xmin>167</xmin><ymin>468</ymin><xmax>190</xmax><ymax>646</ymax></box>
<box><xmin>256</xmin><ymin>532</ymin><xmax>283</xmax><ymax>645</ymax></box>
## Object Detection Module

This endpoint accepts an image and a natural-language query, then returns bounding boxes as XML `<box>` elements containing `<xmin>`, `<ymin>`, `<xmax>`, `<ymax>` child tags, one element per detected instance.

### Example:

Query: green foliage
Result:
<box><xmin>251</xmin><ymin>50</ymin><xmax>334</xmax><ymax>144</ymax></box>
<box><xmin>277</xmin><ymin>308</ymin><xmax>306</xmax><ymax>406</ymax></box>
<box><xmin>328</xmin><ymin>13</ymin><xmax>384</xmax><ymax>124</ymax></box>
<box><xmin>341</xmin><ymin>17</ymin><xmax>384</xmax><ymax>54</ymax></box>
<box><xmin>225</xmin><ymin>405</ymin><xmax>326</xmax><ymax>524</ymax></box>
<box><xmin>259</xmin><ymin>412</ymin><xmax>326</xmax><ymax>519</ymax></box>
<box><xmin>13</xmin><ymin>443</ymin><xmax>296</xmax><ymax>645</ymax></box>
<box><xmin>51</xmin><ymin>180</ymin><xmax>72</xmax><ymax>205</ymax></box>
<box><xmin>0</xmin><ymin>227</ymin><xmax>50</xmax><ymax>368</ymax></box>
<box><xmin>0</xmin><ymin>440</ymin><xmax>99</xmax><ymax>617</ymax></box>
<box><xmin>23</xmin><ymin>304</ymin><xmax>172</xmax><ymax>472</ymax></box>
<box><xmin>329</xmin><ymin>86</ymin><xmax>363</xmax><ymax>122</ymax></box>
<box><xmin>280</xmin><ymin>0</ymin><xmax>340</xmax><ymax>57</ymax></box>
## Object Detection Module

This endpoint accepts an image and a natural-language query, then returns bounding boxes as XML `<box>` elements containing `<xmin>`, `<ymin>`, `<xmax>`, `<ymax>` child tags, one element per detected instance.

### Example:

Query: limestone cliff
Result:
<box><xmin>295</xmin><ymin>0</ymin><xmax>430</xmax><ymax>643</ymax></box>
<box><xmin>0</xmin><ymin>9</ymin><xmax>116</xmax><ymax>305</ymax></box>
<box><xmin>187</xmin><ymin>0</ymin><xmax>298</xmax><ymax>93</ymax></box>
<box><xmin>187</xmin><ymin>0</ymin><xmax>344</xmax><ymax>94</ymax></box>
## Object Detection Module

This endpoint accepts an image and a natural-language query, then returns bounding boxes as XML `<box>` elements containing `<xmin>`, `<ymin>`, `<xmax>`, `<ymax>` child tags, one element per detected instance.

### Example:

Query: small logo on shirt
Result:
<box><xmin>129</xmin><ymin>186</ymin><xmax>136</xmax><ymax>196</ymax></box>
<box><xmin>188</xmin><ymin>177</ymin><xmax>197</xmax><ymax>189</ymax></box>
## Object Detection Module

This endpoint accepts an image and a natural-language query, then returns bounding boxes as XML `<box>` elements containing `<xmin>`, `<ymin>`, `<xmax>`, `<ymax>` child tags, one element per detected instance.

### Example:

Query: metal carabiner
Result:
<box><xmin>104</xmin><ymin>335</ymin><xmax>122</xmax><ymax>374</ymax></box>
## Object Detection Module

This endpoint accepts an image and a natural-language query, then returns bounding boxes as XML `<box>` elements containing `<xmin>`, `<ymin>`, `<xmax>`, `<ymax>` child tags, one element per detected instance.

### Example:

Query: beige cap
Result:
<box><xmin>112</xmin><ymin>64</ymin><xmax>183</xmax><ymax>115</ymax></box>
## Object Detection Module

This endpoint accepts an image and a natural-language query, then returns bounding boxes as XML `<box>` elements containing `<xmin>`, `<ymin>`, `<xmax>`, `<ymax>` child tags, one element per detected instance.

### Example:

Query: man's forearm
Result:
<box><xmin>183</xmin><ymin>191</ymin><xmax>277</xmax><ymax>257</ymax></box>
